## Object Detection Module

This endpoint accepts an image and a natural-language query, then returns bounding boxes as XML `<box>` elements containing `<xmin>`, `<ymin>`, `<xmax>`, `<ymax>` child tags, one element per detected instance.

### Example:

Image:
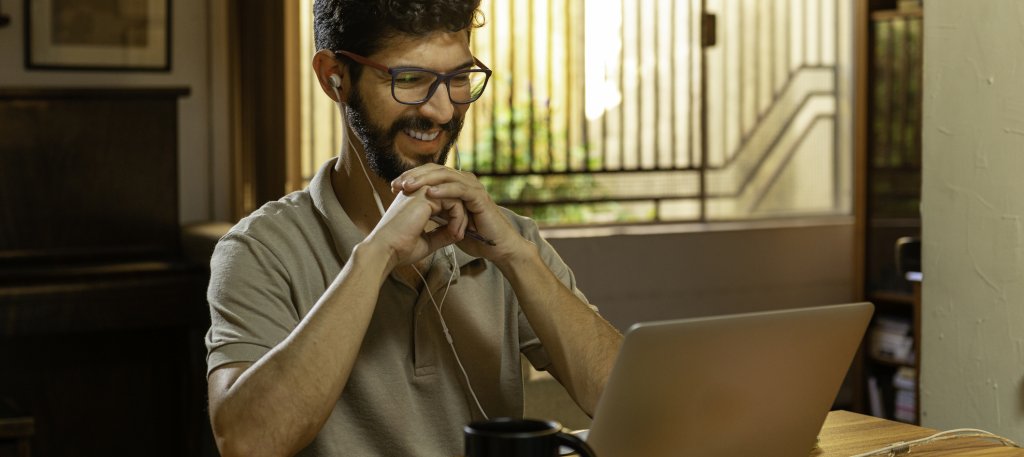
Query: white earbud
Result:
<box><xmin>328</xmin><ymin>74</ymin><xmax>342</xmax><ymax>88</ymax></box>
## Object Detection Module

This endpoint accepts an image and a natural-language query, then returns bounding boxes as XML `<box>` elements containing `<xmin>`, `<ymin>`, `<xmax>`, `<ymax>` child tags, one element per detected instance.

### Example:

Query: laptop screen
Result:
<box><xmin>586</xmin><ymin>302</ymin><xmax>873</xmax><ymax>457</ymax></box>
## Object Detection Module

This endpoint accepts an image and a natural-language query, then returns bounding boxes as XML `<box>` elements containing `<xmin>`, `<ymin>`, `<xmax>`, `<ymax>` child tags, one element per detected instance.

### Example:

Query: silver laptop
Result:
<box><xmin>585</xmin><ymin>302</ymin><xmax>873</xmax><ymax>457</ymax></box>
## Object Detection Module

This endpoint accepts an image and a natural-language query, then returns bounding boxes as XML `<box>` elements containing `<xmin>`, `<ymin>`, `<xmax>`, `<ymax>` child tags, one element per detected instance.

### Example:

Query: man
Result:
<box><xmin>205</xmin><ymin>1</ymin><xmax>622</xmax><ymax>456</ymax></box>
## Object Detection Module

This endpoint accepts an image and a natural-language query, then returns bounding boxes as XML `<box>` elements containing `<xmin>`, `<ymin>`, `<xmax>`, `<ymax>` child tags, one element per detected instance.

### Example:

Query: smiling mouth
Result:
<box><xmin>404</xmin><ymin>129</ymin><xmax>440</xmax><ymax>142</ymax></box>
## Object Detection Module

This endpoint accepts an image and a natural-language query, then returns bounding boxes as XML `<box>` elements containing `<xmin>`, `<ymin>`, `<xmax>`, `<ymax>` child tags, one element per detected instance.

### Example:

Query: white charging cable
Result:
<box><xmin>850</xmin><ymin>428</ymin><xmax>1020</xmax><ymax>457</ymax></box>
<box><xmin>330</xmin><ymin>81</ymin><xmax>490</xmax><ymax>420</ymax></box>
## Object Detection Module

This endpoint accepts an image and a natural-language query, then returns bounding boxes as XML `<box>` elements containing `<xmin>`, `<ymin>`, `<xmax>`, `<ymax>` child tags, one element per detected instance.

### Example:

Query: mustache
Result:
<box><xmin>386</xmin><ymin>114</ymin><xmax>460</xmax><ymax>138</ymax></box>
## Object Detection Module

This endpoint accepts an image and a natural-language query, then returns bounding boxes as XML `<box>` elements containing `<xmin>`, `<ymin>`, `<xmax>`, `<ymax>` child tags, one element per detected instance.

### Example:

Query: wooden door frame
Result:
<box><xmin>226</xmin><ymin>0</ymin><xmax>302</xmax><ymax>220</ymax></box>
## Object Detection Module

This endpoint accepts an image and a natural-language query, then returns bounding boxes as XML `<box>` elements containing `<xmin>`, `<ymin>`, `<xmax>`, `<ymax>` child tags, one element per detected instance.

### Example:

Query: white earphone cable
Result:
<box><xmin>331</xmin><ymin>82</ymin><xmax>489</xmax><ymax>419</ymax></box>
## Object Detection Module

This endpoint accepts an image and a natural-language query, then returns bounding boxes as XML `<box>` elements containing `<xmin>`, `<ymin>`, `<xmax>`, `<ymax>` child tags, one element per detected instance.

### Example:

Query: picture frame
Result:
<box><xmin>25</xmin><ymin>0</ymin><xmax>171</xmax><ymax>71</ymax></box>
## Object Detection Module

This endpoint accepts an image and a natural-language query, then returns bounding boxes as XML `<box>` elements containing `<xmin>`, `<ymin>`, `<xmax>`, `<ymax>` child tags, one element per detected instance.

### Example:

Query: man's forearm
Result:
<box><xmin>210</xmin><ymin>241</ymin><xmax>393</xmax><ymax>457</ymax></box>
<box><xmin>494</xmin><ymin>240</ymin><xmax>623</xmax><ymax>416</ymax></box>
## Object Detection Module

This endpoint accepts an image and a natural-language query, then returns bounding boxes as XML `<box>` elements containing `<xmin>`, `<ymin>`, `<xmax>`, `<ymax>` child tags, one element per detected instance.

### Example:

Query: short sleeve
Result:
<box><xmin>204</xmin><ymin>232</ymin><xmax>300</xmax><ymax>376</ymax></box>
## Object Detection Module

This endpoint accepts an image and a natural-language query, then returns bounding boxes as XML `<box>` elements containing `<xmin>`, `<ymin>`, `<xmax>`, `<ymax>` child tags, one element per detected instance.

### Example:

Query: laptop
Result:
<box><xmin>584</xmin><ymin>302</ymin><xmax>873</xmax><ymax>457</ymax></box>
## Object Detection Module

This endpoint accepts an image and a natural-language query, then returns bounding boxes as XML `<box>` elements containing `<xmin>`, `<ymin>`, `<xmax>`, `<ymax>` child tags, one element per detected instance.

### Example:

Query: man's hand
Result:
<box><xmin>394</xmin><ymin>164</ymin><xmax>622</xmax><ymax>417</ymax></box>
<box><xmin>365</xmin><ymin>184</ymin><xmax>468</xmax><ymax>270</ymax></box>
<box><xmin>390</xmin><ymin>164</ymin><xmax>528</xmax><ymax>262</ymax></box>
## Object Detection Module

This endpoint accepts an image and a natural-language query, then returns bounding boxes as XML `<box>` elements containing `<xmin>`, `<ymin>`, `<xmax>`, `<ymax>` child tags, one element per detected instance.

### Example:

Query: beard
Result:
<box><xmin>344</xmin><ymin>89</ymin><xmax>465</xmax><ymax>182</ymax></box>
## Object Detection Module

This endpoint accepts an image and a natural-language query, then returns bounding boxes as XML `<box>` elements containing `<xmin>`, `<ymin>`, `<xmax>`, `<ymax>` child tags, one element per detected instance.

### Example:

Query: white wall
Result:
<box><xmin>0</xmin><ymin>0</ymin><xmax>229</xmax><ymax>223</ymax></box>
<box><xmin>921</xmin><ymin>0</ymin><xmax>1024</xmax><ymax>442</ymax></box>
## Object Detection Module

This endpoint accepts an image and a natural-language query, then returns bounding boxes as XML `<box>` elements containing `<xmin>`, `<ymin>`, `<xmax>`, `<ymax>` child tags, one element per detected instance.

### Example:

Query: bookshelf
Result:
<box><xmin>860</xmin><ymin>1</ymin><xmax>923</xmax><ymax>424</ymax></box>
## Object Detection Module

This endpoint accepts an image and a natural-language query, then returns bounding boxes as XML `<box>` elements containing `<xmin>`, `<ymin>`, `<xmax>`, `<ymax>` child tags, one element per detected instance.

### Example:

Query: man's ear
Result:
<box><xmin>312</xmin><ymin>49</ymin><xmax>347</xmax><ymax>102</ymax></box>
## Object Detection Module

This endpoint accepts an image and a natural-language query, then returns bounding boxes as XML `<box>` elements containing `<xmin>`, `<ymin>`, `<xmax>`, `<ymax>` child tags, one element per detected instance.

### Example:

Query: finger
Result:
<box><xmin>442</xmin><ymin>199</ymin><xmax>469</xmax><ymax>240</ymax></box>
<box><xmin>394</xmin><ymin>166</ymin><xmax>474</xmax><ymax>194</ymax></box>
<box><xmin>391</xmin><ymin>163</ymin><xmax>448</xmax><ymax>193</ymax></box>
<box><xmin>427</xmin><ymin>183</ymin><xmax>494</xmax><ymax>217</ymax></box>
<box><xmin>455</xmin><ymin>204</ymin><xmax>470</xmax><ymax>237</ymax></box>
<box><xmin>402</xmin><ymin>186</ymin><xmax>443</xmax><ymax>214</ymax></box>
<box><xmin>423</xmin><ymin>181</ymin><xmax>488</xmax><ymax>205</ymax></box>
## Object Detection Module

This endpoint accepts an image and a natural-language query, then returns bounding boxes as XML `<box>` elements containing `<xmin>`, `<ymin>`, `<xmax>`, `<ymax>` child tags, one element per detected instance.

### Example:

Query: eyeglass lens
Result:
<box><xmin>393</xmin><ymin>69</ymin><xmax>489</xmax><ymax>104</ymax></box>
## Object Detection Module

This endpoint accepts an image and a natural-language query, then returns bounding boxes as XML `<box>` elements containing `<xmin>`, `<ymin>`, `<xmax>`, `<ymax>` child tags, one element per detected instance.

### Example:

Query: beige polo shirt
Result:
<box><xmin>205</xmin><ymin>158</ymin><xmax>592</xmax><ymax>456</ymax></box>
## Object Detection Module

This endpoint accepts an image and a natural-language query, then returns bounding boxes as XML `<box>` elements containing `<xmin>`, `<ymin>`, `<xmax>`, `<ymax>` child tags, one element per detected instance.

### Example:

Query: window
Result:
<box><xmin>298</xmin><ymin>0</ymin><xmax>853</xmax><ymax>226</ymax></box>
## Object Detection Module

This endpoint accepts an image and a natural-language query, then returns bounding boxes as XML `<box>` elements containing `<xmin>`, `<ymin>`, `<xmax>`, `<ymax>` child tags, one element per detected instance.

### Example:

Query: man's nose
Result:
<box><xmin>418</xmin><ymin>83</ymin><xmax>455</xmax><ymax>125</ymax></box>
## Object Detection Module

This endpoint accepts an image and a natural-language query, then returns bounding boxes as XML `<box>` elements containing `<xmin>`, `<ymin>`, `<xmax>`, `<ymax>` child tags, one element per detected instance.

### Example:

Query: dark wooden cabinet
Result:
<box><xmin>0</xmin><ymin>88</ymin><xmax>214</xmax><ymax>456</ymax></box>
<box><xmin>0</xmin><ymin>88</ymin><xmax>185</xmax><ymax>260</ymax></box>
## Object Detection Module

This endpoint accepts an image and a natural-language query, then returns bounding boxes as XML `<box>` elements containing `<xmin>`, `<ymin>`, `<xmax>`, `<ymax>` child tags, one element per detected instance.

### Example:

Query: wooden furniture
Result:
<box><xmin>0</xmin><ymin>88</ymin><xmax>213</xmax><ymax>457</ymax></box>
<box><xmin>564</xmin><ymin>411</ymin><xmax>1022</xmax><ymax>456</ymax></box>
<box><xmin>0</xmin><ymin>416</ymin><xmax>33</xmax><ymax>457</ymax></box>
<box><xmin>855</xmin><ymin>1</ymin><xmax>924</xmax><ymax>423</ymax></box>
<box><xmin>815</xmin><ymin>411</ymin><xmax>1024</xmax><ymax>456</ymax></box>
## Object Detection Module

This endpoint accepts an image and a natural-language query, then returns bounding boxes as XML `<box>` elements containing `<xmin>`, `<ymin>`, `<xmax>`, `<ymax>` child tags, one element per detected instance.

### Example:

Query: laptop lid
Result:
<box><xmin>586</xmin><ymin>302</ymin><xmax>873</xmax><ymax>457</ymax></box>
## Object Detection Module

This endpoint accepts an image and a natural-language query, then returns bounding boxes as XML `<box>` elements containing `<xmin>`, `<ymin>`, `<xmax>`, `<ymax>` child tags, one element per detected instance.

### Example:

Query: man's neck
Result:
<box><xmin>332</xmin><ymin>137</ymin><xmax>435</xmax><ymax>288</ymax></box>
<box><xmin>332</xmin><ymin>138</ymin><xmax>394</xmax><ymax>236</ymax></box>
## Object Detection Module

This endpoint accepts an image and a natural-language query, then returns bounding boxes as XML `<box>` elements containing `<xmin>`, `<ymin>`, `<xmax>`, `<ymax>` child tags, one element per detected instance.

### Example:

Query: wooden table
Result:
<box><xmin>815</xmin><ymin>411</ymin><xmax>1024</xmax><ymax>456</ymax></box>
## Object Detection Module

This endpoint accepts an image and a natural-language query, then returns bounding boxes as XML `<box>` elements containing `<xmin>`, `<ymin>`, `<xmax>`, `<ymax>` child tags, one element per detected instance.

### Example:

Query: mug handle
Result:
<box><xmin>556</xmin><ymin>431</ymin><xmax>596</xmax><ymax>457</ymax></box>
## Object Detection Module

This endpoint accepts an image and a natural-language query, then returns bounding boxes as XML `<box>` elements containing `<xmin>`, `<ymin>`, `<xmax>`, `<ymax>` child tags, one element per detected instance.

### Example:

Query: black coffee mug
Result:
<box><xmin>464</xmin><ymin>417</ymin><xmax>596</xmax><ymax>457</ymax></box>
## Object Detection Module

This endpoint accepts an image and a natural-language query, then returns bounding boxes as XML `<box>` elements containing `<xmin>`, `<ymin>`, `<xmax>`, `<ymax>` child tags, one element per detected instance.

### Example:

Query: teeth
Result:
<box><xmin>405</xmin><ymin>129</ymin><xmax>440</xmax><ymax>141</ymax></box>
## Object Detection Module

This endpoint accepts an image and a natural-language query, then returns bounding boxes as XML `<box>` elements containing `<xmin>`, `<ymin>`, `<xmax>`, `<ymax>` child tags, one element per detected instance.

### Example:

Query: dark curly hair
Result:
<box><xmin>313</xmin><ymin>0</ymin><xmax>485</xmax><ymax>82</ymax></box>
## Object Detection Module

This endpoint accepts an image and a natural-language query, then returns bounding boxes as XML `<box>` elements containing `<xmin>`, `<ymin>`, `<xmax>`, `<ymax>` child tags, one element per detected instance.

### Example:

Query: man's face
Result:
<box><xmin>344</xmin><ymin>31</ymin><xmax>474</xmax><ymax>181</ymax></box>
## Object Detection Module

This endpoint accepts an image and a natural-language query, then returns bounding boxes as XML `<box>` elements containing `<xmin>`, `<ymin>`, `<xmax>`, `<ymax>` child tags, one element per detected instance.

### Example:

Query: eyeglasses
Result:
<box><xmin>335</xmin><ymin>50</ymin><xmax>492</xmax><ymax>105</ymax></box>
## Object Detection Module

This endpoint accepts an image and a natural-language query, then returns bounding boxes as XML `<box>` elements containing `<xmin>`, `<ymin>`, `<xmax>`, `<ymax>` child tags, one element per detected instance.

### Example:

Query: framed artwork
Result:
<box><xmin>25</xmin><ymin>0</ymin><xmax>171</xmax><ymax>71</ymax></box>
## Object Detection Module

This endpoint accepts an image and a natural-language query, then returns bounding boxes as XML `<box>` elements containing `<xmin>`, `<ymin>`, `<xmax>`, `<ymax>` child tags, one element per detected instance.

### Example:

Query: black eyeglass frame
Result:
<box><xmin>334</xmin><ymin>49</ymin><xmax>493</xmax><ymax>106</ymax></box>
